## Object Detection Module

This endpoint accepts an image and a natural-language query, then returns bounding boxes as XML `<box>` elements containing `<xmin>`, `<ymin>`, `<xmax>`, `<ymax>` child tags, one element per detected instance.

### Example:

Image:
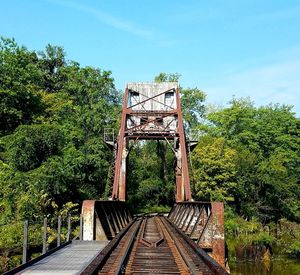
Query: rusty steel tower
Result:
<box><xmin>111</xmin><ymin>82</ymin><xmax>191</xmax><ymax>202</ymax></box>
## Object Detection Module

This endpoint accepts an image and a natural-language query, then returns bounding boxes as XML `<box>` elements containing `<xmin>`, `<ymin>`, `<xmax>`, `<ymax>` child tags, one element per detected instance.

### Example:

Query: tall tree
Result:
<box><xmin>200</xmin><ymin>98</ymin><xmax>300</xmax><ymax>222</ymax></box>
<box><xmin>0</xmin><ymin>37</ymin><xmax>44</xmax><ymax>136</ymax></box>
<box><xmin>191</xmin><ymin>136</ymin><xmax>237</xmax><ymax>202</ymax></box>
<box><xmin>0</xmin><ymin>38</ymin><xmax>121</xmax><ymax>224</ymax></box>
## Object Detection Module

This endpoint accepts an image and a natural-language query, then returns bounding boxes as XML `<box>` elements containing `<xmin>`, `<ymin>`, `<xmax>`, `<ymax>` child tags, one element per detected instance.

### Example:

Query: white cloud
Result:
<box><xmin>204</xmin><ymin>57</ymin><xmax>300</xmax><ymax>115</ymax></box>
<box><xmin>47</xmin><ymin>0</ymin><xmax>153</xmax><ymax>40</ymax></box>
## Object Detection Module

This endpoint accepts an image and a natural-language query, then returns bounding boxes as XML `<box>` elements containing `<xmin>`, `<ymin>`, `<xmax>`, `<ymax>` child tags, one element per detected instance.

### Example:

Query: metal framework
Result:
<box><xmin>111</xmin><ymin>82</ymin><xmax>191</xmax><ymax>202</ymax></box>
<box><xmin>168</xmin><ymin>202</ymin><xmax>225</xmax><ymax>268</ymax></box>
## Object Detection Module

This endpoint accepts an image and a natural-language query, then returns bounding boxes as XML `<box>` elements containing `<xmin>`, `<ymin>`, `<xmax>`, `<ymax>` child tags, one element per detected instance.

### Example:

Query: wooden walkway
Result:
<box><xmin>18</xmin><ymin>241</ymin><xmax>109</xmax><ymax>274</ymax></box>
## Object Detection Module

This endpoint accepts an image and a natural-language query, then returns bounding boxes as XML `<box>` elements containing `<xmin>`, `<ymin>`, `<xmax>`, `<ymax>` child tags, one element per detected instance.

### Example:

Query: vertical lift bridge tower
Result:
<box><xmin>112</xmin><ymin>82</ymin><xmax>191</xmax><ymax>202</ymax></box>
<box><xmin>81</xmin><ymin>82</ymin><xmax>225</xmax><ymax>268</ymax></box>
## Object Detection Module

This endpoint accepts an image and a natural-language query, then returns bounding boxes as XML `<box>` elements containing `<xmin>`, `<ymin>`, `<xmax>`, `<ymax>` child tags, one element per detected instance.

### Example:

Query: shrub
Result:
<box><xmin>287</xmin><ymin>241</ymin><xmax>300</xmax><ymax>258</ymax></box>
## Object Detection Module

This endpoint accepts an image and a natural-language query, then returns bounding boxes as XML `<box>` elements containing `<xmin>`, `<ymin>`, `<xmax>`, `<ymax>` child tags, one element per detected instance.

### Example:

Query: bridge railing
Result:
<box><xmin>168</xmin><ymin>201</ymin><xmax>225</xmax><ymax>268</ymax></box>
<box><xmin>0</xmin><ymin>215</ymin><xmax>81</xmax><ymax>273</ymax></box>
<box><xmin>82</xmin><ymin>200</ymin><xmax>133</xmax><ymax>241</ymax></box>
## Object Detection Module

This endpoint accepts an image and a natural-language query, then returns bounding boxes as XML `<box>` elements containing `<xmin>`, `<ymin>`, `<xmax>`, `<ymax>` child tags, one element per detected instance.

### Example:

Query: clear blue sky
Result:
<box><xmin>1</xmin><ymin>0</ymin><xmax>300</xmax><ymax>115</ymax></box>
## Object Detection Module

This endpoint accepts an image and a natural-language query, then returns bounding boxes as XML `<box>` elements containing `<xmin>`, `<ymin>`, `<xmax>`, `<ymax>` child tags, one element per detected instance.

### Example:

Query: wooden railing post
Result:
<box><xmin>22</xmin><ymin>220</ymin><xmax>28</xmax><ymax>264</ymax></box>
<box><xmin>42</xmin><ymin>218</ymin><xmax>47</xmax><ymax>254</ymax></box>
<box><xmin>57</xmin><ymin>216</ymin><xmax>61</xmax><ymax>247</ymax></box>
<box><xmin>67</xmin><ymin>216</ymin><xmax>71</xmax><ymax>242</ymax></box>
<box><xmin>79</xmin><ymin>214</ymin><xmax>83</xmax><ymax>241</ymax></box>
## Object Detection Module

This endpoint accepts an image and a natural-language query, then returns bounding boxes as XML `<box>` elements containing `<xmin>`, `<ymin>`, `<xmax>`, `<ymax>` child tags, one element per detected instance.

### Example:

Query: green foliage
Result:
<box><xmin>0</xmin><ymin>197</ymin><xmax>79</xmax><ymax>273</ymax></box>
<box><xmin>226</xmin><ymin>216</ymin><xmax>300</xmax><ymax>262</ymax></box>
<box><xmin>0</xmin><ymin>37</ymin><xmax>120</xmax><ymax>226</ymax></box>
<box><xmin>208</xmin><ymin>99</ymin><xmax>300</xmax><ymax>262</ymax></box>
<box><xmin>37</xmin><ymin>44</ymin><xmax>66</xmax><ymax>92</ymax></box>
<box><xmin>0</xmin><ymin>221</ymin><xmax>23</xmax><ymax>250</ymax></box>
<box><xmin>127</xmin><ymin>141</ymin><xmax>175</xmax><ymax>212</ymax></box>
<box><xmin>180</xmin><ymin>87</ymin><xmax>206</xmax><ymax>129</ymax></box>
<box><xmin>252</xmin><ymin>232</ymin><xmax>275</xmax><ymax>246</ymax></box>
<box><xmin>191</xmin><ymin>137</ymin><xmax>237</xmax><ymax>202</ymax></box>
<box><xmin>0</xmin><ymin>37</ymin><xmax>119</xmax><ymax>272</ymax></box>
<box><xmin>154</xmin><ymin>72</ymin><xmax>180</xmax><ymax>82</ymax></box>
<box><xmin>138</xmin><ymin>205</ymin><xmax>171</xmax><ymax>214</ymax></box>
<box><xmin>0</xmin><ymin>38</ymin><xmax>44</xmax><ymax>136</ymax></box>
<box><xmin>287</xmin><ymin>241</ymin><xmax>300</xmax><ymax>258</ymax></box>
<box><xmin>4</xmin><ymin>124</ymin><xmax>64</xmax><ymax>171</ymax></box>
<box><xmin>0</xmin><ymin>255</ymin><xmax>21</xmax><ymax>274</ymax></box>
<box><xmin>200</xmin><ymin>98</ymin><xmax>300</xmax><ymax>222</ymax></box>
<box><xmin>274</xmin><ymin>219</ymin><xmax>300</xmax><ymax>256</ymax></box>
<box><xmin>1</xmin><ymin>38</ymin><xmax>300</xmax><ymax>268</ymax></box>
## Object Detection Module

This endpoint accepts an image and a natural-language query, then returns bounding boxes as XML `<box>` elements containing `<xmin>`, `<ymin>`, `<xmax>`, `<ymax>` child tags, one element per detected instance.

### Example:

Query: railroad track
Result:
<box><xmin>97</xmin><ymin>215</ymin><xmax>226</xmax><ymax>275</ymax></box>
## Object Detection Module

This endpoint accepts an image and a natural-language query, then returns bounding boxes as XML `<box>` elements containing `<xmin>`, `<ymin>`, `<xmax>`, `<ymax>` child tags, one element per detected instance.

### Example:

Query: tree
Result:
<box><xmin>0</xmin><ymin>38</ymin><xmax>121</xmax><ymax>225</ymax></box>
<box><xmin>37</xmin><ymin>44</ymin><xmax>66</xmax><ymax>92</ymax></box>
<box><xmin>200</xmin><ymin>98</ymin><xmax>300</xmax><ymax>222</ymax></box>
<box><xmin>154</xmin><ymin>72</ymin><xmax>180</xmax><ymax>83</ymax></box>
<box><xmin>181</xmin><ymin>87</ymin><xmax>206</xmax><ymax>130</ymax></box>
<box><xmin>0</xmin><ymin>37</ymin><xmax>44</xmax><ymax>136</ymax></box>
<box><xmin>127</xmin><ymin>141</ymin><xmax>175</xmax><ymax>211</ymax></box>
<box><xmin>191</xmin><ymin>136</ymin><xmax>237</xmax><ymax>202</ymax></box>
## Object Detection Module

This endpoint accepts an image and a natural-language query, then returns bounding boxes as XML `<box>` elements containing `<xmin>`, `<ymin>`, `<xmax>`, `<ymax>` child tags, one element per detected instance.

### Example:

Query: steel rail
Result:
<box><xmin>94</xmin><ymin>215</ymin><xmax>228</xmax><ymax>274</ymax></box>
<box><xmin>125</xmin><ymin>216</ymin><xmax>189</xmax><ymax>274</ymax></box>
<box><xmin>164</xmin><ymin>216</ymin><xmax>229</xmax><ymax>275</ymax></box>
<box><xmin>112</xmin><ymin>219</ymin><xmax>142</xmax><ymax>274</ymax></box>
<box><xmin>123</xmin><ymin>217</ymin><xmax>147</xmax><ymax>274</ymax></box>
<box><xmin>81</xmin><ymin>219</ymin><xmax>136</xmax><ymax>275</ymax></box>
<box><xmin>157</xmin><ymin>216</ymin><xmax>199</xmax><ymax>275</ymax></box>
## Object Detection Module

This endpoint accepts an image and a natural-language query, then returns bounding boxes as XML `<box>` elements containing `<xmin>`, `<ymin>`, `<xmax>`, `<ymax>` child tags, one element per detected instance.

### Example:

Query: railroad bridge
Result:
<box><xmin>6</xmin><ymin>83</ymin><xmax>228</xmax><ymax>274</ymax></box>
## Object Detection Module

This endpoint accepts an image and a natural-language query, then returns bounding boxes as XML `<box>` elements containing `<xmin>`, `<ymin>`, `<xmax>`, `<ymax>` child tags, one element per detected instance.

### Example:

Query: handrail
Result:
<box><xmin>1</xmin><ymin>214</ymin><xmax>81</xmax><ymax>274</ymax></box>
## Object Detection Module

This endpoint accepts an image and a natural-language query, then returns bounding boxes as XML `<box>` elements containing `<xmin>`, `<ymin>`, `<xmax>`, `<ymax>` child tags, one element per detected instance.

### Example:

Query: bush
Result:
<box><xmin>138</xmin><ymin>205</ymin><xmax>171</xmax><ymax>214</ymax></box>
<box><xmin>287</xmin><ymin>241</ymin><xmax>300</xmax><ymax>258</ymax></box>
<box><xmin>225</xmin><ymin>219</ymin><xmax>239</xmax><ymax>237</ymax></box>
<box><xmin>252</xmin><ymin>232</ymin><xmax>275</xmax><ymax>246</ymax></box>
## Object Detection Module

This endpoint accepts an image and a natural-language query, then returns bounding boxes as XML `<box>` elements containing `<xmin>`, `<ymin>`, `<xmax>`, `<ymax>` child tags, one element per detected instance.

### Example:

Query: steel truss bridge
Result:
<box><xmin>6</xmin><ymin>83</ymin><xmax>228</xmax><ymax>275</ymax></box>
